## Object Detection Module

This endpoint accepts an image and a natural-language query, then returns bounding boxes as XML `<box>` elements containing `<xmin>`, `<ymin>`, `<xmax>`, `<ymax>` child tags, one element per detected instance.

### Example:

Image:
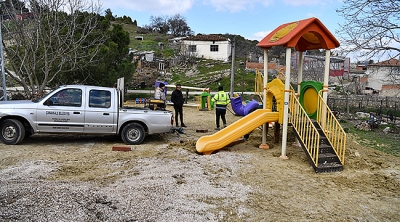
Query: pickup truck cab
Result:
<box><xmin>0</xmin><ymin>85</ymin><xmax>174</xmax><ymax>145</ymax></box>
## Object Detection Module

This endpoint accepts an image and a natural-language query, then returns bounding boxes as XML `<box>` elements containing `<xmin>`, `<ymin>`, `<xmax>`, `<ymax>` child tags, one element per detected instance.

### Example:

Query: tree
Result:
<box><xmin>76</xmin><ymin>24</ymin><xmax>136</xmax><ymax>87</ymax></box>
<box><xmin>115</xmin><ymin>15</ymin><xmax>134</xmax><ymax>24</ymax></box>
<box><xmin>0</xmin><ymin>0</ymin><xmax>28</xmax><ymax>15</ymax></box>
<box><xmin>105</xmin><ymin>8</ymin><xmax>115</xmax><ymax>21</ymax></box>
<box><xmin>148</xmin><ymin>14</ymin><xmax>193</xmax><ymax>36</ymax></box>
<box><xmin>149</xmin><ymin>15</ymin><xmax>169</xmax><ymax>34</ymax></box>
<box><xmin>167</xmin><ymin>14</ymin><xmax>193</xmax><ymax>37</ymax></box>
<box><xmin>222</xmin><ymin>34</ymin><xmax>262</xmax><ymax>60</ymax></box>
<box><xmin>1</xmin><ymin>0</ymin><xmax>107</xmax><ymax>97</ymax></box>
<box><xmin>336</xmin><ymin>0</ymin><xmax>400</xmax><ymax>62</ymax></box>
<box><xmin>268</xmin><ymin>45</ymin><xmax>286</xmax><ymax>64</ymax></box>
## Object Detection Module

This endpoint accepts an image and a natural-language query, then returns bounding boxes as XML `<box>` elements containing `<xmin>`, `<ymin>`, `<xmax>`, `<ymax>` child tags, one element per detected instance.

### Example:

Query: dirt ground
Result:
<box><xmin>0</xmin><ymin>105</ymin><xmax>399</xmax><ymax>221</ymax></box>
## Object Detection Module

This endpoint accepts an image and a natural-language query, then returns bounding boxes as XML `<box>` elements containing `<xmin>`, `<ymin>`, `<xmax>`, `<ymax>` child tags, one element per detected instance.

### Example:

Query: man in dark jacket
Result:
<box><xmin>171</xmin><ymin>84</ymin><xmax>186</xmax><ymax>127</ymax></box>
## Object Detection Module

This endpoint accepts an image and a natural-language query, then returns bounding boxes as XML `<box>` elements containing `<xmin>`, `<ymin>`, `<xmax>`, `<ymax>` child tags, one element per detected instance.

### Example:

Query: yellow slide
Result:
<box><xmin>196</xmin><ymin>109</ymin><xmax>279</xmax><ymax>154</ymax></box>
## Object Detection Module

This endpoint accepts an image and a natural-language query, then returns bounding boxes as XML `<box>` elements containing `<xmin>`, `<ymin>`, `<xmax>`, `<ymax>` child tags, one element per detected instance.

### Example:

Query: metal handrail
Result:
<box><xmin>288</xmin><ymin>90</ymin><xmax>321</xmax><ymax>166</ymax></box>
<box><xmin>254</xmin><ymin>68</ymin><xmax>264</xmax><ymax>98</ymax></box>
<box><xmin>317</xmin><ymin>92</ymin><xmax>347</xmax><ymax>164</ymax></box>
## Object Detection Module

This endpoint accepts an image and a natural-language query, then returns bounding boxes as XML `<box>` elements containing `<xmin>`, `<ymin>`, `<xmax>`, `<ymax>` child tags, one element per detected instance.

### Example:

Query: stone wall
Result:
<box><xmin>328</xmin><ymin>95</ymin><xmax>399</xmax><ymax>115</ymax></box>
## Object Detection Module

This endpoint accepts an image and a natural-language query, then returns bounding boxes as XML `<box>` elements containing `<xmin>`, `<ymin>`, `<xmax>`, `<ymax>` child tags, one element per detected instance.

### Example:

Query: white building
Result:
<box><xmin>181</xmin><ymin>34</ymin><xmax>231</xmax><ymax>61</ymax></box>
<box><xmin>366</xmin><ymin>59</ymin><xmax>400</xmax><ymax>91</ymax></box>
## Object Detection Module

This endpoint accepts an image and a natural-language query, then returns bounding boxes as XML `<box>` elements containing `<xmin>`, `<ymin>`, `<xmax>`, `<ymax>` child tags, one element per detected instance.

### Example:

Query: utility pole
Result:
<box><xmin>229</xmin><ymin>36</ymin><xmax>235</xmax><ymax>97</ymax></box>
<box><xmin>0</xmin><ymin>2</ymin><xmax>6</xmax><ymax>101</ymax></box>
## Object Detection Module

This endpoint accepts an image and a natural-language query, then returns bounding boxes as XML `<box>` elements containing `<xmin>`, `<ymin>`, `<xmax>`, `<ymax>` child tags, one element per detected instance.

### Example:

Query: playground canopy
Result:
<box><xmin>257</xmin><ymin>17</ymin><xmax>340</xmax><ymax>51</ymax></box>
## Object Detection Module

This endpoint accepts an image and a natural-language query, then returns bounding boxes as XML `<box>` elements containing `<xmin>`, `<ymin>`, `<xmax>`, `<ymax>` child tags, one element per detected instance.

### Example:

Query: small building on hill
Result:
<box><xmin>180</xmin><ymin>34</ymin><xmax>231</xmax><ymax>61</ymax></box>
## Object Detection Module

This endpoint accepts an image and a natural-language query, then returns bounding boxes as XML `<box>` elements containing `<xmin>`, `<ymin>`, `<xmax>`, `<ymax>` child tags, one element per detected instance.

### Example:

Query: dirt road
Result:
<box><xmin>0</xmin><ymin>106</ymin><xmax>399</xmax><ymax>221</ymax></box>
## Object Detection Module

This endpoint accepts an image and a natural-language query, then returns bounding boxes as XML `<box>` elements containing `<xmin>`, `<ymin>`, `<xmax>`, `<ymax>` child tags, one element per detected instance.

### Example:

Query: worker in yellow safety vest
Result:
<box><xmin>211</xmin><ymin>86</ymin><xmax>230</xmax><ymax>130</ymax></box>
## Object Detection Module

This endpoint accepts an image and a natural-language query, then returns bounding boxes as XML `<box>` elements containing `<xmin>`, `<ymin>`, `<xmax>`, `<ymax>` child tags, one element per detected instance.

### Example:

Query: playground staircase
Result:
<box><xmin>256</xmin><ymin>73</ymin><xmax>346</xmax><ymax>173</ymax></box>
<box><xmin>293</xmin><ymin>120</ymin><xmax>343</xmax><ymax>173</ymax></box>
<box><xmin>289</xmin><ymin>90</ymin><xmax>346</xmax><ymax>173</ymax></box>
<box><xmin>311</xmin><ymin>119</ymin><xmax>343</xmax><ymax>172</ymax></box>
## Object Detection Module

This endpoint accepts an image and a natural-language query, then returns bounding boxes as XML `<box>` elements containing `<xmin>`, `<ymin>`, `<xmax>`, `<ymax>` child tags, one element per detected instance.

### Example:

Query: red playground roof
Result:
<box><xmin>257</xmin><ymin>17</ymin><xmax>340</xmax><ymax>51</ymax></box>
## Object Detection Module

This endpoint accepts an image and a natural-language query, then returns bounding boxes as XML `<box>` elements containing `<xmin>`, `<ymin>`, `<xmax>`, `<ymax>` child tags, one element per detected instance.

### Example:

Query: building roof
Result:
<box><xmin>257</xmin><ymin>17</ymin><xmax>340</xmax><ymax>51</ymax></box>
<box><xmin>369</xmin><ymin>59</ymin><xmax>400</xmax><ymax>67</ymax></box>
<box><xmin>381</xmin><ymin>84</ymin><xmax>400</xmax><ymax>90</ymax></box>
<box><xmin>183</xmin><ymin>34</ymin><xmax>229</xmax><ymax>41</ymax></box>
<box><xmin>246</xmin><ymin>62</ymin><xmax>282</xmax><ymax>70</ymax></box>
<box><xmin>304</xmin><ymin>55</ymin><xmax>346</xmax><ymax>63</ymax></box>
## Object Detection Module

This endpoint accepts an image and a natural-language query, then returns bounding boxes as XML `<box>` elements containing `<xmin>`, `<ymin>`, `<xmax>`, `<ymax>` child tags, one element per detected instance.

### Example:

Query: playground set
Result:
<box><xmin>196</xmin><ymin>17</ymin><xmax>347</xmax><ymax>173</ymax></box>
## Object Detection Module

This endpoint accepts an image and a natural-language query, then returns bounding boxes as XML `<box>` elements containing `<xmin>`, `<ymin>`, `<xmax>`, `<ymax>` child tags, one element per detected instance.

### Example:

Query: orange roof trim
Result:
<box><xmin>257</xmin><ymin>17</ymin><xmax>340</xmax><ymax>51</ymax></box>
<box><xmin>370</xmin><ymin>59</ymin><xmax>400</xmax><ymax>67</ymax></box>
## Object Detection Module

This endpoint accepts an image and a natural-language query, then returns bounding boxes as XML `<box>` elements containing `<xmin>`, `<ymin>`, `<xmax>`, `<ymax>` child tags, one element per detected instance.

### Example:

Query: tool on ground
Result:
<box><xmin>170</xmin><ymin>127</ymin><xmax>189</xmax><ymax>138</ymax></box>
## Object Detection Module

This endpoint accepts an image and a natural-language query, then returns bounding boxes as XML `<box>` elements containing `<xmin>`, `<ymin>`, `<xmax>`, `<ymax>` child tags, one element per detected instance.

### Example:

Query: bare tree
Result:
<box><xmin>148</xmin><ymin>14</ymin><xmax>193</xmax><ymax>37</ymax></box>
<box><xmin>149</xmin><ymin>15</ymin><xmax>169</xmax><ymax>34</ymax></box>
<box><xmin>167</xmin><ymin>14</ymin><xmax>193</xmax><ymax>37</ymax></box>
<box><xmin>300</xmin><ymin>58</ymin><xmax>325</xmax><ymax>82</ymax></box>
<box><xmin>290</xmin><ymin>50</ymin><xmax>328</xmax><ymax>83</ymax></box>
<box><xmin>1</xmin><ymin>0</ymin><xmax>106</xmax><ymax>97</ymax></box>
<box><xmin>336</xmin><ymin>0</ymin><xmax>400</xmax><ymax>62</ymax></box>
<box><xmin>176</xmin><ymin>40</ymin><xmax>199</xmax><ymax>66</ymax></box>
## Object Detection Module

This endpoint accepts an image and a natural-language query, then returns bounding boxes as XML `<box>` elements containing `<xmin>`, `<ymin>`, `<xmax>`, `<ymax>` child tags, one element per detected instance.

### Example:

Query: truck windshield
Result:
<box><xmin>35</xmin><ymin>90</ymin><xmax>55</xmax><ymax>103</ymax></box>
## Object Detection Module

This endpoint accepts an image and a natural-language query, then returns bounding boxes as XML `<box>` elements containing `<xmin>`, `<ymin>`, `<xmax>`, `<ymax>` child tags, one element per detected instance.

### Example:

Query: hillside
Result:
<box><xmin>117</xmin><ymin>22</ymin><xmax>263</xmax><ymax>59</ymax></box>
<box><xmin>115</xmin><ymin>22</ymin><xmax>268</xmax><ymax>92</ymax></box>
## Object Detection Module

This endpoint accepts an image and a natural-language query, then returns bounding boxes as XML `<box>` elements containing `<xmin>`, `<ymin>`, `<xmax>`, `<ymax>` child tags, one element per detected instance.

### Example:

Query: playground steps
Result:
<box><xmin>295</xmin><ymin>120</ymin><xmax>343</xmax><ymax>173</ymax></box>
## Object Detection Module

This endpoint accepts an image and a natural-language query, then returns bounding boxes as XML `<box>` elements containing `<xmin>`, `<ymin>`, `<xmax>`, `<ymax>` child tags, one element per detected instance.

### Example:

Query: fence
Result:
<box><xmin>328</xmin><ymin>95</ymin><xmax>399</xmax><ymax>116</ymax></box>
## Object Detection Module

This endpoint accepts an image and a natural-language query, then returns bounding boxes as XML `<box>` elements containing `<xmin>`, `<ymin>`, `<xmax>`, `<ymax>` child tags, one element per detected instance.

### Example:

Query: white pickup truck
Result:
<box><xmin>0</xmin><ymin>84</ymin><xmax>173</xmax><ymax>145</ymax></box>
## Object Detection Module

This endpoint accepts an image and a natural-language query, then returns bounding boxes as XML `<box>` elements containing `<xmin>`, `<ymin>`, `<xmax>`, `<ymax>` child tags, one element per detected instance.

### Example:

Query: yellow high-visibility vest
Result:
<box><xmin>212</xmin><ymin>91</ymin><xmax>230</xmax><ymax>106</ymax></box>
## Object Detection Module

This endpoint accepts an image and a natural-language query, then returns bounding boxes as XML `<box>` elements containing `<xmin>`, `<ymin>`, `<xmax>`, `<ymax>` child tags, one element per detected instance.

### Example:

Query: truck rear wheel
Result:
<box><xmin>0</xmin><ymin>119</ymin><xmax>26</xmax><ymax>145</ymax></box>
<box><xmin>121</xmin><ymin>123</ymin><xmax>145</xmax><ymax>145</ymax></box>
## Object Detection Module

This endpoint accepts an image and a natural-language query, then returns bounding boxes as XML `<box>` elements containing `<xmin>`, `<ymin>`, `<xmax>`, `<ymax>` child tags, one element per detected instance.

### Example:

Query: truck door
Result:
<box><xmin>84</xmin><ymin>89</ymin><xmax>116</xmax><ymax>133</ymax></box>
<box><xmin>37</xmin><ymin>88</ymin><xmax>84</xmax><ymax>132</ymax></box>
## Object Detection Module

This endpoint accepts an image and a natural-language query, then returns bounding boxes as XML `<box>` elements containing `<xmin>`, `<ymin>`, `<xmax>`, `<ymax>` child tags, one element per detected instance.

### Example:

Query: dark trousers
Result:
<box><xmin>174</xmin><ymin>105</ymin><xmax>184</xmax><ymax>125</ymax></box>
<box><xmin>159</xmin><ymin>103</ymin><xmax>166</xmax><ymax>110</ymax></box>
<box><xmin>215</xmin><ymin>108</ymin><xmax>226</xmax><ymax>128</ymax></box>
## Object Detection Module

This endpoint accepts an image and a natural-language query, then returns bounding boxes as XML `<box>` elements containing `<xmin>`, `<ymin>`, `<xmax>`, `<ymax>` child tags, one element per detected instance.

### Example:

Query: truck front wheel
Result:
<box><xmin>121</xmin><ymin>123</ymin><xmax>145</xmax><ymax>145</ymax></box>
<box><xmin>0</xmin><ymin>119</ymin><xmax>26</xmax><ymax>145</ymax></box>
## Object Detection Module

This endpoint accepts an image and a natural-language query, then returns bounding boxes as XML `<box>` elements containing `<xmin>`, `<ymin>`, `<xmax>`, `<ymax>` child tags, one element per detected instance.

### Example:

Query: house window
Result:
<box><xmin>210</xmin><ymin>45</ymin><xmax>219</xmax><ymax>52</ymax></box>
<box><xmin>188</xmin><ymin>45</ymin><xmax>196</xmax><ymax>52</ymax></box>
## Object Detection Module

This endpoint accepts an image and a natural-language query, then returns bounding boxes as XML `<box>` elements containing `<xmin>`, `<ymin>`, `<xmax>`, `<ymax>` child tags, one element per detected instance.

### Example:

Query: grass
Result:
<box><xmin>340</xmin><ymin>120</ymin><xmax>399</xmax><ymax>157</ymax></box>
<box><xmin>115</xmin><ymin>22</ymin><xmax>175</xmax><ymax>58</ymax></box>
<box><xmin>157</xmin><ymin>57</ymin><xmax>257</xmax><ymax>93</ymax></box>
